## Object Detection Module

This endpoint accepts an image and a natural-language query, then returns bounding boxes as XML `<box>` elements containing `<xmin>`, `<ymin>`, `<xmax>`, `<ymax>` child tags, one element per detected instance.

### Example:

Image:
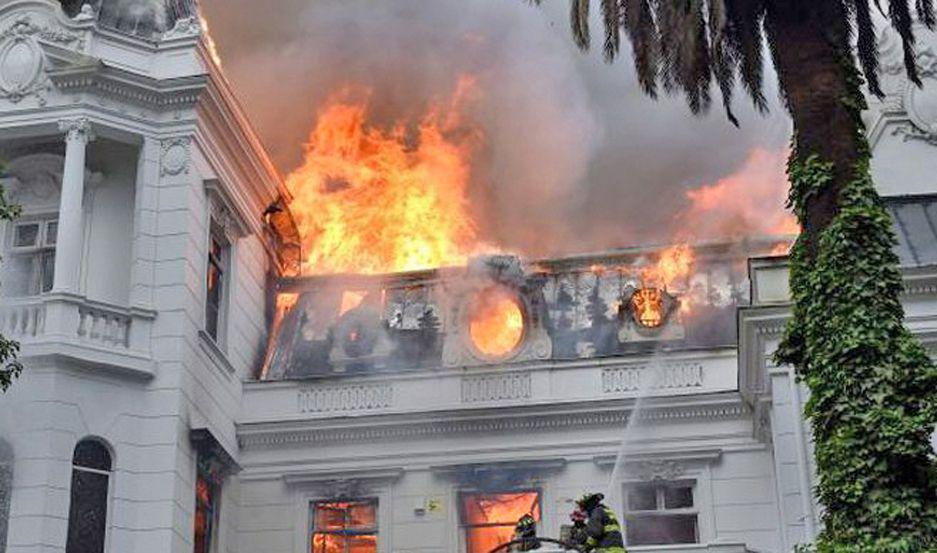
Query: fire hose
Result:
<box><xmin>486</xmin><ymin>537</ymin><xmax>585</xmax><ymax>553</ymax></box>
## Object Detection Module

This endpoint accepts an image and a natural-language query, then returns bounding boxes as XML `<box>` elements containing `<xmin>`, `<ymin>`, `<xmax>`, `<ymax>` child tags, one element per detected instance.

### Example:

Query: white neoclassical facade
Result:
<box><xmin>0</xmin><ymin>2</ymin><xmax>935</xmax><ymax>553</ymax></box>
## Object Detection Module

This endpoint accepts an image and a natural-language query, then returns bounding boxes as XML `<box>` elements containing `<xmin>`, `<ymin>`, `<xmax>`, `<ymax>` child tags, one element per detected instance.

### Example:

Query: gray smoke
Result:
<box><xmin>200</xmin><ymin>0</ymin><xmax>792</xmax><ymax>257</ymax></box>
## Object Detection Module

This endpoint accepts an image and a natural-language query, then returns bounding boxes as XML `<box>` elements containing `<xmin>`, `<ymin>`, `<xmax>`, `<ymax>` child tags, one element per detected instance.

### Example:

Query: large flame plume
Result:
<box><xmin>286</xmin><ymin>77</ymin><xmax>485</xmax><ymax>275</ymax></box>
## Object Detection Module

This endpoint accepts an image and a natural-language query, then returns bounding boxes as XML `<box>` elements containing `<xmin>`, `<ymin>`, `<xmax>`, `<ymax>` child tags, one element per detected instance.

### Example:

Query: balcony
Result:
<box><xmin>0</xmin><ymin>293</ymin><xmax>156</xmax><ymax>378</ymax></box>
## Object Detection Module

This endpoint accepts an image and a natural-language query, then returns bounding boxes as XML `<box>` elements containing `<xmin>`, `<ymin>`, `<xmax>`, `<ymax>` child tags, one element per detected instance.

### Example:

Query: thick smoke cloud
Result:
<box><xmin>200</xmin><ymin>0</ymin><xmax>792</xmax><ymax>258</ymax></box>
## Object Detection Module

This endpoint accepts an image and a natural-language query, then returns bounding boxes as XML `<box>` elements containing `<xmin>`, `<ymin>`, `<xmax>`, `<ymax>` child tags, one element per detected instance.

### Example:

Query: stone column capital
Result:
<box><xmin>58</xmin><ymin>117</ymin><xmax>95</xmax><ymax>143</ymax></box>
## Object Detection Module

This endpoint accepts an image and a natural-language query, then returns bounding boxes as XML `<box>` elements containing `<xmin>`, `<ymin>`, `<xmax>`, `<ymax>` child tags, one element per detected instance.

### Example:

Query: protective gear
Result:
<box><xmin>568</xmin><ymin>508</ymin><xmax>589</xmax><ymax>550</ymax></box>
<box><xmin>578</xmin><ymin>494</ymin><xmax>625</xmax><ymax>553</ymax></box>
<box><xmin>513</xmin><ymin>514</ymin><xmax>540</xmax><ymax>551</ymax></box>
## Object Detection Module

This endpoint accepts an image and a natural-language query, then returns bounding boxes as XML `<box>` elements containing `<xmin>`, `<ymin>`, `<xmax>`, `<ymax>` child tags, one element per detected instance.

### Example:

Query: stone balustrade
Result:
<box><xmin>0</xmin><ymin>293</ymin><xmax>155</xmax><ymax>377</ymax></box>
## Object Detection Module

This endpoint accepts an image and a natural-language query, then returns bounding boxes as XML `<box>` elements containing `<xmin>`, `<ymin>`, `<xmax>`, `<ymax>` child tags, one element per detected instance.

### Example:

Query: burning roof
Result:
<box><xmin>259</xmin><ymin>240</ymin><xmax>777</xmax><ymax>381</ymax></box>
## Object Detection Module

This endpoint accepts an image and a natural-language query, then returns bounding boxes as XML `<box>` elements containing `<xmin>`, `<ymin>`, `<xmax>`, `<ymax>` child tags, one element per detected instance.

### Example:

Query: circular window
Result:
<box><xmin>630</xmin><ymin>287</ymin><xmax>665</xmax><ymax>329</ymax></box>
<box><xmin>467</xmin><ymin>286</ymin><xmax>525</xmax><ymax>358</ymax></box>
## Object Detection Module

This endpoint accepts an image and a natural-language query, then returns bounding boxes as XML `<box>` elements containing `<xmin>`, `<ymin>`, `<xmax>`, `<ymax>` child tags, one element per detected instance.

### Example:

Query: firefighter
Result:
<box><xmin>513</xmin><ymin>513</ymin><xmax>540</xmax><ymax>551</ymax></box>
<box><xmin>576</xmin><ymin>493</ymin><xmax>625</xmax><ymax>553</ymax></box>
<box><xmin>567</xmin><ymin>507</ymin><xmax>589</xmax><ymax>550</ymax></box>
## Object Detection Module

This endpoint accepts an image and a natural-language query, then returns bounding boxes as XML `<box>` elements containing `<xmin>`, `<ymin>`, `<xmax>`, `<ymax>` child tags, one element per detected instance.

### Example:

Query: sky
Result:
<box><xmin>199</xmin><ymin>0</ymin><xmax>794</xmax><ymax>258</ymax></box>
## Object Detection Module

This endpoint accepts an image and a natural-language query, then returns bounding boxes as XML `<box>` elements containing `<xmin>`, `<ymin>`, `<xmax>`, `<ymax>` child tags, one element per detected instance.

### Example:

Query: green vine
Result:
<box><xmin>775</xmin><ymin>59</ymin><xmax>937</xmax><ymax>552</ymax></box>
<box><xmin>0</xmin><ymin>177</ymin><xmax>22</xmax><ymax>392</ymax></box>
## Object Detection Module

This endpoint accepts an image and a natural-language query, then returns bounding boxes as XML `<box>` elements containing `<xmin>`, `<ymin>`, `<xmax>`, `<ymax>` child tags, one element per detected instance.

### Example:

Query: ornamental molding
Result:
<box><xmin>601</xmin><ymin>362</ymin><xmax>703</xmax><ymax>394</ymax></box>
<box><xmin>298</xmin><ymin>383</ymin><xmax>394</xmax><ymax>414</ymax></box>
<box><xmin>0</xmin><ymin>14</ymin><xmax>79</xmax><ymax>105</ymax></box>
<box><xmin>162</xmin><ymin>16</ymin><xmax>200</xmax><ymax>40</ymax></box>
<box><xmin>206</xmin><ymin>181</ymin><xmax>250</xmax><ymax>240</ymax></box>
<box><xmin>461</xmin><ymin>371</ymin><xmax>531</xmax><ymax>403</ymax></box>
<box><xmin>160</xmin><ymin>136</ymin><xmax>190</xmax><ymax>176</ymax></box>
<box><xmin>281</xmin><ymin>468</ymin><xmax>404</xmax><ymax>492</ymax></box>
<box><xmin>237</xmin><ymin>401</ymin><xmax>751</xmax><ymax>450</ymax></box>
<box><xmin>59</xmin><ymin>116</ymin><xmax>93</xmax><ymax>142</ymax></box>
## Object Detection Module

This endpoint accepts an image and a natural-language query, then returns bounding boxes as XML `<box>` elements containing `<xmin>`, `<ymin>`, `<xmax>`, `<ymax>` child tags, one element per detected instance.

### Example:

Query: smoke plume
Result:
<box><xmin>199</xmin><ymin>0</ymin><xmax>793</xmax><ymax>258</ymax></box>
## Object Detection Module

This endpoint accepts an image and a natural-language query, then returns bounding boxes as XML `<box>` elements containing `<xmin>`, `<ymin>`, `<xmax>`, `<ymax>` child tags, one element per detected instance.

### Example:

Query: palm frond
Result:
<box><xmin>852</xmin><ymin>0</ymin><xmax>884</xmax><ymax>96</ymax></box>
<box><xmin>888</xmin><ymin>0</ymin><xmax>922</xmax><ymax>85</ymax></box>
<box><xmin>622</xmin><ymin>0</ymin><xmax>659</xmax><ymax>97</ymax></box>
<box><xmin>600</xmin><ymin>0</ymin><xmax>621</xmax><ymax>61</ymax></box>
<box><xmin>571</xmin><ymin>0</ymin><xmax>591</xmax><ymax>50</ymax></box>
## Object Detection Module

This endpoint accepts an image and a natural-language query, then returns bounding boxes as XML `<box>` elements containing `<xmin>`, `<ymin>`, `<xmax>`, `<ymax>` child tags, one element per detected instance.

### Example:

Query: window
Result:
<box><xmin>624</xmin><ymin>481</ymin><xmax>698</xmax><ymax>546</ymax></box>
<box><xmin>66</xmin><ymin>439</ymin><xmax>112</xmax><ymax>553</ymax></box>
<box><xmin>311</xmin><ymin>500</ymin><xmax>377</xmax><ymax>553</ymax></box>
<box><xmin>460</xmin><ymin>491</ymin><xmax>540</xmax><ymax>553</ymax></box>
<box><xmin>205</xmin><ymin>222</ymin><xmax>229</xmax><ymax>343</ymax></box>
<box><xmin>193</xmin><ymin>461</ymin><xmax>220</xmax><ymax>553</ymax></box>
<box><xmin>3</xmin><ymin>218</ymin><xmax>57</xmax><ymax>297</ymax></box>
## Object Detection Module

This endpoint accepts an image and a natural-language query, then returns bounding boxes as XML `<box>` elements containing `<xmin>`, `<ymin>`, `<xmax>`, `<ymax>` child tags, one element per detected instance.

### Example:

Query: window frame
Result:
<box><xmin>204</xmin><ymin>219</ymin><xmax>231</xmax><ymax>347</ymax></box>
<box><xmin>458</xmin><ymin>489</ymin><xmax>542</xmax><ymax>553</ymax></box>
<box><xmin>193</xmin><ymin>460</ymin><xmax>221</xmax><ymax>553</ymax></box>
<box><xmin>309</xmin><ymin>498</ymin><xmax>379</xmax><ymax>553</ymax></box>
<box><xmin>65</xmin><ymin>438</ymin><xmax>114</xmax><ymax>553</ymax></box>
<box><xmin>4</xmin><ymin>215</ymin><xmax>58</xmax><ymax>296</ymax></box>
<box><xmin>622</xmin><ymin>480</ymin><xmax>700</xmax><ymax>547</ymax></box>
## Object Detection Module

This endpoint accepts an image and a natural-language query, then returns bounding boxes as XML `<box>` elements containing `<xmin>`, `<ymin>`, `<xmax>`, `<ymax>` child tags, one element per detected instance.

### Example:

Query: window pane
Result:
<box><xmin>2</xmin><ymin>254</ymin><xmax>34</xmax><ymax>297</ymax></box>
<box><xmin>66</xmin><ymin>469</ymin><xmax>109</xmax><ymax>553</ymax></box>
<box><xmin>626</xmin><ymin>514</ymin><xmax>698</xmax><ymax>546</ymax></box>
<box><xmin>663</xmin><ymin>486</ymin><xmax>694</xmax><ymax>509</ymax></box>
<box><xmin>13</xmin><ymin>223</ymin><xmax>39</xmax><ymax>248</ymax></box>
<box><xmin>627</xmin><ymin>485</ymin><xmax>657</xmax><ymax>511</ymax></box>
<box><xmin>346</xmin><ymin>535</ymin><xmax>377</xmax><ymax>553</ymax></box>
<box><xmin>46</xmin><ymin>221</ymin><xmax>58</xmax><ymax>245</ymax></box>
<box><xmin>72</xmin><ymin>441</ymin><xmax>111</xmax><ymax>472</ymax></box>
<box><xmin>315</xmin><ymin>503</ymin><xmax>349</xmax><ymax>531</ymax></box>
<box><xmin>466</xmin><ymin>526</ymin><xmax>515</xmax><ymax>553</ymax></box>
<box><xmin>40</xmin><ymin>251</ymin><xmax>55</xmax><ymax>293</ymax></box>
<box><xmin>461</xmin><ymin>492</ymin><xmax>540</xmax><ymax>526</ymax></box>
<box><xmin>312</xmin><ymin>533</ymin><xmax>345</xmax><ymax>553</ymax></box>
<box><xmin>347</xmin><ymin>502</ymin><xmax>376</xmax><ymax>530</ymax></box>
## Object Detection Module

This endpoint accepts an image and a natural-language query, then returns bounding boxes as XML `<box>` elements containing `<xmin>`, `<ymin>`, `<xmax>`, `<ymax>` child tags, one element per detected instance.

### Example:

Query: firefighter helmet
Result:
<box><xmin>576</xmin><ymin>492</ymin><xmax>604</xmax><ymax>510</ymax></box>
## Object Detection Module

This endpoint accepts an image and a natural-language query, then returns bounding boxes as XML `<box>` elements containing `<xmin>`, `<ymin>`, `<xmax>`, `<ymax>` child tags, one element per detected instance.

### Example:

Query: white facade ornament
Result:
<box><xmin>160</xmin><ymin>136</ymin><xmax>191</xmax><ymax>176</ymax></box>
<box><xmin>602</xmin><ymin>362</ymin><xmax>704</xmax><ymax>393</ymax></box>
<box><xmin>0</xmin><ymin>16</ymin><xmax>54</xmax><ymax>105</ymax></box>
<box><xmin>58</xmin><ymin>117</ymin><xmax>94</xmax><ymax>143</ymax></box>
<box><xmin>875</xmin><ymin>22</ymin><xmax>937</xmax><ymax>146</ymax></box>
<box><xmin>297</xmin><ymin>383</ymin><xmax>394</xmax><ymax>414</ymax></box>
<box><xmin>75</xmin><ymin>4</ymin><xmax>96</xmax><ymax>22</ymax></box>
<box><xmin>461</xmin><ymin>372</ymin><xmax>531</xmax><ymax>403</ymax></box>
<box><xmin>162</xmin><ymin>16</ymin><xmax>201</xmax><ymax>40</ymax></box>
<box><xmin>628</xmin><ymin>460</ymin><xmax>686</xmax><ymax>481</ymax></box>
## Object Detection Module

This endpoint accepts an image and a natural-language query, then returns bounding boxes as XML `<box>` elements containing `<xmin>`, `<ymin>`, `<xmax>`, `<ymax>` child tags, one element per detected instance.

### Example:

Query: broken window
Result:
<box><xmin>311</xmin><ymin>500</ymin><xmax>377</xmax><ymax>553</ymax></box>
<box><xmin>205</xmin><ymin>221</ymin><xmax>229</xmax><ymax>344</ymax></box>
<box><xmin>623</xmin><ymin>481</ymin><xmax>698</xmax><ymax>546</ymax></box>
<box><xmin>193</xmin><ymin>462</ymin><xmax>220</xmax><ymax>553</ymax></box>
<box><xmin>460</xmin><ymin>491</ymin><xmax>540</xmax><ymax>553</ymax></box>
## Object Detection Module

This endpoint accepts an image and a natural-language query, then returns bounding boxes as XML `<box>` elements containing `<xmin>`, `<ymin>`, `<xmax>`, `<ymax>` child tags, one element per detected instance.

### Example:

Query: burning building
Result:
<box><xmin>1</xmin><ymin>2</ymin><xmax>937</xmax><ymax>553</ymax></box>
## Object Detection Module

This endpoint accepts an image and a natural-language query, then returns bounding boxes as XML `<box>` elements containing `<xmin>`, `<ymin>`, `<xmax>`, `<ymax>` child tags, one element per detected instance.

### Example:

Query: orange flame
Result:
<box><xmin>468</xmin><ymin>287</ymin><xmax>525</xmax><ymax>357</ymax></box>
<box><xmin>286</xmin><ymin>78</ymin><xmax>484</xmax><ymax>275</ymax></box>
<box><xmin>196</xmin><ymin>9</ymin><xmax>224</xmax><ymax>68</ymax></box>
<box><xmin>642</xmin><ymin>244</ymin><xmax>695</xmax><ymax>290</ymax></box>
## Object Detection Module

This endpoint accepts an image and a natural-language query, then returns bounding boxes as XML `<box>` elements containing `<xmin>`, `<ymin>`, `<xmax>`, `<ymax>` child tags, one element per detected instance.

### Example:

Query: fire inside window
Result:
<box><xmin>205</xmin><ymin>228</ymin><xmax>227</xmax><ymax>342</ymax></box>
<box><xmin>460</xmin><ymin>491</ymin><xmax>540</xmax><ymax>553</ymax></box>
<box><xmin>631</xmin><ymin>287</ymin><xmax>665</xmax><ymax>329</ymax></box>
<box><xmin>468</xmin><ymin>286</ymin><xmax>525</xmax><ymax>358</ymax></box>
<box><xmin>624</xmin><ymin>481</ymin><xmax>698</xmax><ymax>546</ymax></box>
<box><xmin>193</xmin><ymin>464</ymin><xmax>219</xmax><ymax>553</ymax></box>
<box><xmin>311</xmin><ymin>500</ymin><xmax>378</xmax><ymax>553</ymax></box>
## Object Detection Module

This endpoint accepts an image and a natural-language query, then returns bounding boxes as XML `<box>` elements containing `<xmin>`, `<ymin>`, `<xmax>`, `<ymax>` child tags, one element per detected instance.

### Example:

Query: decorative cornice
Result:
<box><xmin>237</xmin><ymin>399</ymin><xmax>751</xmax><ymax>451</ymax></box>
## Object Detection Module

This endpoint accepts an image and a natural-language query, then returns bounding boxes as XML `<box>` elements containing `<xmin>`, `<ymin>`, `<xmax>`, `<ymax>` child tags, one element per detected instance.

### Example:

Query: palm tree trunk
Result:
<box><xmin>767</xmin><ymin>4</ymin><xmax>937</xmax><ymax>550</ymax></box>
<box><xmin>767</xmin><ymin>2</ymin><xmax>860</xmax><ymax>249</ymax></box>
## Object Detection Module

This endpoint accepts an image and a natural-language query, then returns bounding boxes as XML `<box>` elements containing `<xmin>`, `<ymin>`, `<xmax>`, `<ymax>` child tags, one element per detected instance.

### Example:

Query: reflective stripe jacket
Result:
<box><xmin>584</xmin><ymin>504</ymin><xmax>625</xmax><ymax>553</ymax></box>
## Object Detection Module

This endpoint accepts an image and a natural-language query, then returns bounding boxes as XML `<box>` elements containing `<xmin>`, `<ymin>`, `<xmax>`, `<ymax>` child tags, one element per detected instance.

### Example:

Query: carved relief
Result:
<box><xmin>602</xmin><ymin>362</ymin><xmax>704</xmax><ymax>393</ymax></box>
<box><xmin>627</xmin><ymin>460</ymin><xmax>685</xmax><ymax>481</ymax></box>
<box><xmin>876</xmin><ymin>22</ymin><xmax>937</xmax><ymax>145</ymax></box>
<box><xmin>298</xmin><ymin>383</ymin><xmax>394</xmax><ymax>413</ymax></box>
<box><xmin>160</xmin><ymin>137</ymin><xmax>191</xmax><ymax>176</ymax></box>
<box><xmin>461</xmin><ymin>372</ymin><xmax>531</xmax><ymax>403</ymax></box>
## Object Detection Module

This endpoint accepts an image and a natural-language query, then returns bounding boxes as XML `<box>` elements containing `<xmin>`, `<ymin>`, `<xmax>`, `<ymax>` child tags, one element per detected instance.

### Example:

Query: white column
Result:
<box><xmin>52</xmin><ymin>117</ymin><xmax>93</xmax><ymax>295</ymax></box>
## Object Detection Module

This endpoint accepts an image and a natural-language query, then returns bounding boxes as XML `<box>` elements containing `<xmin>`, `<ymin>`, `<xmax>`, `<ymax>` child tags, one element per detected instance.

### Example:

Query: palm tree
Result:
<box><xmin>533</xmin><ymin>1</ymin><xmax>937</xmax><ymax>551</ymax></box>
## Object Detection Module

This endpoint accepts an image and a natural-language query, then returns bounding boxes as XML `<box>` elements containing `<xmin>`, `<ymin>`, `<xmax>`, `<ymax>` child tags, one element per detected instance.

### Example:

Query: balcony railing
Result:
<box><xmin>0</xmin><ymin>293</ymin><xmax>156</xmax><ymax>378</ymax></box>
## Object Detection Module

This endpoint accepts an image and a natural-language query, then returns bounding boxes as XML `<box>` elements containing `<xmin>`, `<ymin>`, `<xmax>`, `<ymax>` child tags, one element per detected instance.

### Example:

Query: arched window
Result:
<box><xmin>66</xmin><ymin>439</ymin><xmax>112</xmax><ymax>553</ymax></box>
<box><xmin>0</xmin><ymin>439</ymin><xmax>13</xmax><ymax>553</ymax></box>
